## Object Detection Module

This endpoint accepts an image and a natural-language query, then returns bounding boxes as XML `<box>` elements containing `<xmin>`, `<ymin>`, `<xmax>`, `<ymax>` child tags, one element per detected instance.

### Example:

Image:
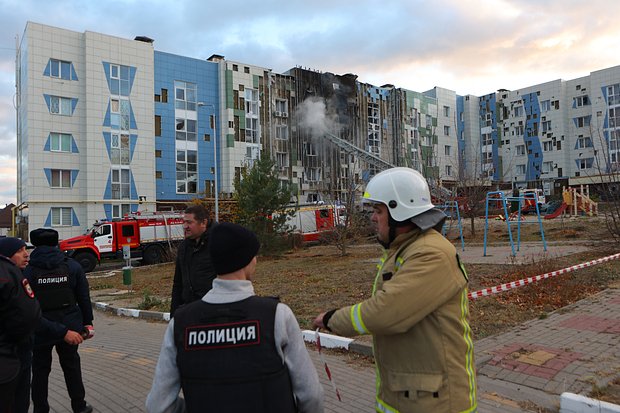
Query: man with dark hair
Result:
<box><xmin>147</xmin><ymin>223</ymin><xmax>323</xmax><ymax>413</ymax></box>
<box><xmin>0</xmin><ymin>239</ymin><xmax>40</xmax><ymax>413</ymax></box>
<box><xmin>23</xmin><ymin>228</ymin><xmax>94</xmax><ymax>413</ymax></box>
<box><xmin>170</xmin><ymin>204</ymin><xmax>216</xmax><ymax>316</ymax></box>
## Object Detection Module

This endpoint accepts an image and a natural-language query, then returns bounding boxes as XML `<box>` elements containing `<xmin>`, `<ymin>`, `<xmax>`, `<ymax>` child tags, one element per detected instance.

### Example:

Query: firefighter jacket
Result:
<box><xmin>146</xmin><ymin>278</ymin><xmax>323</xmax><ymax>413</ymax></box>
<box><xmin>173</xmin><ymin>296</ymin><xmax>297</xmax><ymax>413</ymax></box>
<box><xmin>0</xmin><ymin>255</ymin><xmax>40</xmax><ymax>384</ymax></box>
<box><xmin>170</xmin><ymin>227</ymin><xmax>216</xmax><ymax>316</ymax></box>
<box><xmin>326</xmin><ymin>228</ymin><xmax>477</xmax><ymax>413</ymax></box>
<box><xmin>23</xmin><ymin>246</ymin><xmax>93</xmax><ymax>346</ymax></box>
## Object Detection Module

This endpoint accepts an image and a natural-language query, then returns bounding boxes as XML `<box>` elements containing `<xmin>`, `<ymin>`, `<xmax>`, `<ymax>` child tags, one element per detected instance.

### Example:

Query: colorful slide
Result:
<box><xmin>544</xmin><ymin>202</ymin><xmax>568</xmax><ymax>219</ymax></box>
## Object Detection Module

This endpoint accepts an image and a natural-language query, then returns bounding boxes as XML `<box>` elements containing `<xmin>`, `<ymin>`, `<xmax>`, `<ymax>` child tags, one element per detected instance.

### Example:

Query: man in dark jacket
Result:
<box><xmin>169</xmin><ymin>204</ymin><xmax>216</xmax><ymax>316</ymax></box>
<box><xmin>23</xmin><ymin>228</ymin><xmax>94</xmax><ymax>413</ymax></box>
<box><xmin>0</xmin><ymin>247</ymin><xmax>40</xmax><ymax>413</ymax></box>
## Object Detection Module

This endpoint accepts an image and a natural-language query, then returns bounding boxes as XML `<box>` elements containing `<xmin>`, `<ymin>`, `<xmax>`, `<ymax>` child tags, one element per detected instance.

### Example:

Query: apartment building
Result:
<box><xmin>16</xmin><ymin>22</ymin><xmax>620</xmax><ymax>238</ymax></box>
<box><xmin>16</xmin><ymin>22</ymin><xmax>156</xmax><ymax>239</ymax></box>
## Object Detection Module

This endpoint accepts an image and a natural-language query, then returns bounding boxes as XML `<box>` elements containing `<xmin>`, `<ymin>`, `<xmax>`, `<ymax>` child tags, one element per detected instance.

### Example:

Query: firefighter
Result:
<box><xmin>147</xmin><ymin>222</ymin><xmax>323</xmax><ymax>413</ymax></box>
<box><xmin>170</xmin><ymin>204</ymin><xmax>217</xmax><ymax>316</ymax></box>
<box><xmin>0</xmin><ymin>241</ymin><xmax>40</xmax><ymax>413</ymax></box>
<box><xmin>313</xmin><ymin>167</ymin><xmax>477</xmax><ymax>413</ymax></box>
<box><xmin>23</xmin><ymin>228</ymin><xmax>94</xmax><ymax>413</ymax></box>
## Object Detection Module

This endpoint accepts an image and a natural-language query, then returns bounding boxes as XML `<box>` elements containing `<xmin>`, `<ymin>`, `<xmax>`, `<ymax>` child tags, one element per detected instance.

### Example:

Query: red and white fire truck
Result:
<box><xmin>59</xmin><ymin>211</ymin><xmax>185</xmax><ymax>273</ymax></box>
<box><xmin>285</xmin><ymin>204</ymin><xmax>345</xmax><ymax>242</ymax></box>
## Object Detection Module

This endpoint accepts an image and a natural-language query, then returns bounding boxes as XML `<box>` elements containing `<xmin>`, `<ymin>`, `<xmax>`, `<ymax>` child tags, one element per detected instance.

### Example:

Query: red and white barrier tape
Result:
<box><xmin>315</xmin><ymin>328</ymin><xmax>343</xmax><ymax>402</ymax></box>
<box><xmin>468</xmin><ymin>252</ymin><xmax>620</xmax><ymax>300</ymax></box>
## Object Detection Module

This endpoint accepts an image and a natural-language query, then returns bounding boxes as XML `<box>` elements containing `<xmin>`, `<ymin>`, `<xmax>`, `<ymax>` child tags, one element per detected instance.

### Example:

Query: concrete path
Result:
<box><xmin>34</xmin><ymin>286</ymin><xmax>619</xmax><ymax>412</ymax></box>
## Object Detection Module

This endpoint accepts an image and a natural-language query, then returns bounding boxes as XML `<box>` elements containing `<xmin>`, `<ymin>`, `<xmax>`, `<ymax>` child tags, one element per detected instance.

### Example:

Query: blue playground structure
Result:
<box><xmin>483</xmin><ymin>191</ymin><xmax>547</xmax><ymax>256</ymax></box>
<box><xmin>438</xmin><ymin>200</ymin><xmax>465</xmax><ymax>251</ymax></box>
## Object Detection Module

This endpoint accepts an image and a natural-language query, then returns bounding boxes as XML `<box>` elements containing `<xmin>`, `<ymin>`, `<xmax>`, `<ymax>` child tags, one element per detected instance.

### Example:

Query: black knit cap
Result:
<box><xmin>208</xmin><ymin>223</ymin><xmax>260</xmax><ymax>275</ymax></box>
<box><xmin>30</xmin><ymin>228</ymin><xmax>59</xmax><ymax>247</ymax></box>
<box><xmin>0</xmin><ymin>237</ymin><xmax>26</xmax><ymax>258</ymax></box>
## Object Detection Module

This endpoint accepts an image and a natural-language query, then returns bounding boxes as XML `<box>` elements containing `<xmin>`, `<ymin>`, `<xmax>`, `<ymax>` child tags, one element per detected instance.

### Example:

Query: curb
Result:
<box><xmin>93</xmin><ymin>301</ymin><xmax>372</xmax><ymax>354</ymax></box>
<box><xmin>560</xmin><ymin>392</ymin><xmax>620</xmax><ymax>413</ymax></box>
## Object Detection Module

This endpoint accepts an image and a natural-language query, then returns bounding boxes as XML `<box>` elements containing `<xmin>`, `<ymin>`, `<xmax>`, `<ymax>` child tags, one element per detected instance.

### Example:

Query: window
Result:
<box><xmin>444</xmin><ymin>145</ymin><xmax>451</xmax><ymax>156</ymax></box>
<box><xmin>542</xmin><ymin>161</ymin><xmax>554</xmax><ymax>173</ymax></box>
<box><xmin>244</xmin><ymin>66</ymin><xmax>250</xmax><ymax>74</ymax></box>
<box><xmin>610</xmin><ymin>108</ymin><xmax>620</xmax><ymax>128</ymax></box>
<box><xmin>155</xmin><ymin>171</ymin><xmax>162</xmax><ymax>179</ymax></box>
<box><xmin>176</xmin><ymin>150</ymin><xmax>197</xmax><ymax>194</ymax></box>
<box><xmin>574</xmin><ymin>96</ymin><xmax>590</xmax><ymax>107</ymax></box>
<box><xmin>576</xmin><ymin>116</ymin><xmax>591</xmax><ymax>128</ymax></box>
<box><xmin>443</xmin><ymin>106</ymin><xmax>450</xmax><ymax>117</ymax></box>
<box><xmin>110</xmin><ymin>98</ymin><xmax>130</xmax><ymax>131</ymax></box>
<box><xmin>515</xmin><ymin>125</ymin><xmax>524</xmax><ymax>135</ymax></box>
<box><xmin>112</xmin><ymin>205</ymin><xmax>131</xmax><ymax>219</ymax></box>
<box><xmin>50</xmin><ymin>170</ymin><xmax>71</xmax><ymax>188</ymax></box>
<box><xmin>276</xmin><ymin>152</ymin><xmax>289</xmax><ymax>168</ymax></box>
<box><xmin>514</xmin><ymin>106</ymin><xmax>523</xmax><ymax>117</ymax></box>
<box><xmin>540</xmin><ymin>100</ymin><xmax>551</xmax><ymax>112</ymax></box>
<box><xmin>161</xmin><ymin>89</ymin><xmax>168</xmax><ymax>103</ymax></box>
<box><xmin>482</xmin><ymin>133</ymin><xmax>493</xmax><ymax>146</ymax></box>
<box><xmin>578</xmin><ymin>158</ymin><xmax>593</xmax><ymax>170</ymax></box>
<box><xmin>576</xmin><ymin>136</ymin><xmax>593</xmax><ymax>149</ymax></box>
<box><xmin>155</xmin><ymin>115</ymin><xmax>161</xmax><ymax>136</ymax></box>
<box><xmin>443</xmin><ymin>125</ymin><xmax>450</xmax><ymax>136</ymax></box>
<box><xmin>275</xmin><ymin>123</ymin><xmax>288</xmax><ymax>140</ymax></box>
<box><xmin>109</xmin><ymin>64</ymin><xmax>130</xmax><ymax>96</ymax></box>
<box><xmin>175</xmin><ymin>118</ymin><xmax>197</xmax><ymax>142</ymax></box>
<box><xmin>51</xmin><ymin>207</ymin><xmax>73</xmax><ymax>226</ymax></box>
<box><xmin>305</xmin><ymin>143</ymin><xmax>317</xmax><ymax>156</ymax></box>
<box><xmin>245</xmin><ymin>118</ymin><xmax>258</xmax><ymax>143</ymax></box>
<box><xmin>49</xmin><ymin>59</ymin><xmax>74</xmax><ymax>80</ymax></box>
<box><xmin>516</xmin><ymin>164</ymin><xmax>526</xmax><ymax>175</ymax></box>
<box><xmin>305</xmin><ymin>168</ymin><xmax>321</xmax><ymax>182</ymax></box>
<box><xmin>607</xmin><ymin>84</ymin><xmax>620</xmax><ymax>106</ymax></box>
<box><xmin>516</xmin><ymin>145</ymin><xmax>526</xmax><ymax>156</ymax></box>
<box><xmin>50</xmin><ymin>133</ymin><xmax>72</xmax><ymax>152</ymax></box>
<box><xmin>110</xmin><ymin>134</ymin><xmax>130</xmax><ymax>165</ymax></box>
<box><xmin>543</xmin><ymin>141</ymin><xmax>553</xmax><ymax>152</ymax></box>
<box><xmin>425</xmin><ymin>115</ymin><xmax>432</xmax><ymax>128</ymax></box>
<box><xmin>155</xmin><ymin>150</ymin><xmax>162</xmax><ymax>158</ymax></box>
<box><xmin>49</xmin><ymin>96</ymin><xmax>72</xmax><ymax>115</ymax></box>
<box><xmin>111</xmin><ymin>168</ymin><xmax>131</xmax><ymax>199</ymax></box>
<box><xmin>275</xmin><ymin>99</ymin><xmax>287</xmax><ymax>115</ymax></box>
<box><xmin>174</xmin><ymin>81</ymin><xmax>197</xmax><ymax>111</ymax></box>
<box><xmin>445</xmin><ymin>165</ymin><xmax>452</xmax><ymax>176</ymax></box>
<box><xmin>245</xmin><ymin>88</ymin><xmax>259</xmax><ymax>115</ymax></box>
<box><xmin>542</xmin><ymin>120</ymin><xmax>551</xmax><ymax>133</ymax></box>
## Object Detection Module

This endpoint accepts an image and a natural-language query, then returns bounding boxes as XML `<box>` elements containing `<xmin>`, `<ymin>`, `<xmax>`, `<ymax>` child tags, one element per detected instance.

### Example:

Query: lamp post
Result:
<box><xmin>197</xmin><ymin>102</ymin><xmax>218</xmax><ymax>222</ymax></box>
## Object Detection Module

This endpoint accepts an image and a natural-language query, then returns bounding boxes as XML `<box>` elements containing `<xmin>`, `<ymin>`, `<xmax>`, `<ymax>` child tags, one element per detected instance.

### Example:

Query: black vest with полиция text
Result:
<box><xmin>173</xmin><ymin>295</ymin><xmax>297</xmax><ymax>413</ymax></box>
<box><xmin>28</xmin><ymin>260</ymin><xmax>75</xmax><ymax>312</ymax></box>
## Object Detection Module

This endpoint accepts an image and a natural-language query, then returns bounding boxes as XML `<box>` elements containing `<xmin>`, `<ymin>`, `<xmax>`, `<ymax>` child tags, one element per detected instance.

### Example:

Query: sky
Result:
<box><xmin>1</xmin><ymin>0</ymin><xmax>620</xmax><ymax>206</ymax></box>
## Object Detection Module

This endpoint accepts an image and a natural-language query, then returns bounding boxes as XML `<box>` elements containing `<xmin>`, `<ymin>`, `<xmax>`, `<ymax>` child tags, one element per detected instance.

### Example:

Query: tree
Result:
<box><xmin>233</xmin><ymin>154</ymin><xmax>296</xmax><ymax>254</ymax></box>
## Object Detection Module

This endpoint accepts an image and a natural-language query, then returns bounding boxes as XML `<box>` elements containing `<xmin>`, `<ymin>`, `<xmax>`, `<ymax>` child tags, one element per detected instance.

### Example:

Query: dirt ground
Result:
<box><xmin>88</xmin><ymin>215</ymin><xmax>620</xmax><ymax>403</ymax></box>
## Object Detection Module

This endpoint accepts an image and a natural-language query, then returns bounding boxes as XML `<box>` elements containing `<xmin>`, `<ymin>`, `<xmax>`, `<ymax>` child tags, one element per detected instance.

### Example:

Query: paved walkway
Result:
<box><xmin>35</xmin><ymin>286</ymin><xmax>619</xmax><ymax>412</ymax></box>
<box><xmin>37</xmin><ymin>243</ymin><xmax>619</xmax><ymax>412</ymax></box>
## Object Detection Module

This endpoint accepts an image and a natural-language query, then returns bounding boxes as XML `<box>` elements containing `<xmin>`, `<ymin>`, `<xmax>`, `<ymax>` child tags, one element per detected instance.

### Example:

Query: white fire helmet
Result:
<box><xmin>363</xmin><ymin>167</ymin><xmax>434</xmax><ymax>222</ymax></box>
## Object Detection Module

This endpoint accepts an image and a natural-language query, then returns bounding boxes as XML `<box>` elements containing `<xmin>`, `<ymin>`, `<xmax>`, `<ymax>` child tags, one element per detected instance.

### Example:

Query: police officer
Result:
<box><xmin>147</xmin><ymin>222</ymin><xmax>323</xmax><ymax>413</ymax></box>
<box><xmin>23</xmin><ymin>228</ymin><xmax>94</xmax><ymax>413</ymax></box>
<box><xmin>0</xmin><ymin>241</ymin><xmax>40</xmax><ymax>413</ymax></box>
<box><xmin>0</xmin><ymin>237</ymin><xmax>37</xmax><ymax>413</ymax></box>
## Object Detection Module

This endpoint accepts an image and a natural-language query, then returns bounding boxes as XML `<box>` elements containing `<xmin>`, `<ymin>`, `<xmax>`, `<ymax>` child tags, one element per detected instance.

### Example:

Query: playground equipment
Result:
<box><xmin>437</xmin><ymin>200</ymin><xmax>465</xmax><ymax>251</ymax></box>
<box><xmin>542</xmin><ymin>186</ymin><xmax>598</xmax><ymax>220</ymax></box>
<box><xmin>563</xmin><ymin>185</ymin><xmax>598</xmax><ymax>217</ymax></box>
<box><xmin>483</xmin><ymin>191</ymin><xmax>547</xmax><ymax>257</ymax></box>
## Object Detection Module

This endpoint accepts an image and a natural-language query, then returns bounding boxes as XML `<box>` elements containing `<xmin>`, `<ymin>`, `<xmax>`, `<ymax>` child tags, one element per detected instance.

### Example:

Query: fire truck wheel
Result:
<box><xmin>142</xmin><ymin>245</ymin><xmax>165</xmax><ymax>266</ymax></box>
<box><xmin>74</xmin><ymin>251</ymin><xmax>97</xmax><ymax>273</ymax></box>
